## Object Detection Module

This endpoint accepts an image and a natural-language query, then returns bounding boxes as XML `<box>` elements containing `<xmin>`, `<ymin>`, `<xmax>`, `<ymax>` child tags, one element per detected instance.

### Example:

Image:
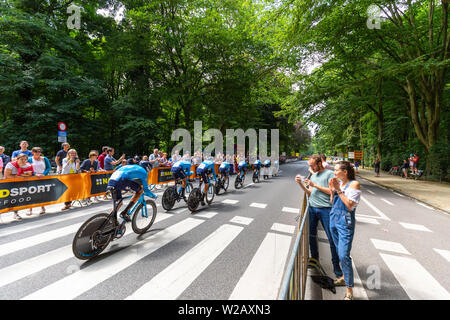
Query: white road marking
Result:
<box><xmin>367</xmin><ymin>190</ymin><xmax>376</xmax><ymax>195</ymax></box>
<box><xmin>127</xmin><ymin>224</ymin><xmax>244</xmax><ymax>300</ymax></box>
<box><xmin>249</xmin><ymin>203</ymin><xmax>267</xmax><ymax>209</ymax></box>
<box><xmin>0</xmin><ymin>213</ymin><xmax>174</xmax><ymax>288</ymax></box>
<box><xmin>361</xmin><ymin>197</ymin><xmax>391</xmax><ymax>221</ymax></box>
<box><xmin>22</xmin><ymin>218</ymin><xmax>204</xmax><ymax>300</ymax></box>
<box><xmin>381</xmin><ymin>198</ymin><xmax>395</xmax><ymax>206</ymax></box>
<box><xmin>270</xmin><ymin>223</ymin><xmax>295</xmax><ymax>235</ymax></box>
<box><xmin>394</xmin><ymin>192</ymin><xmax>404</xmax><ymax>198</ymax></box>
<box><xmin>193</xmin><ymin>211</ymin><xmax>219</xmax><ymax>219</ymax></box>
<box><xmin>222</xmin><ymin>199</ymin><xmax>239</xmax><ymax>205</ymax></box>
<box><xmin>433</xmin><ymin>249</ymin><xmax>450</xmax><ymax>263</ymax></box>
<box><xmin>229</xmin><ymin>216</ymin><xmax>254</xmax><ymax>226</ymax></box>
<box><xmin>370</xmin><ymin>239</ymin><xmax>410</xmax><ymax>255</ymax></box>
<box><xmin>243</xmin><ymin>183</ymin><xmax>255</xmax><ymax>189</ymax></box>
<box><xmin>0</xmin><ymin>204</ymin><xmax>111</xmax><ymax>239</ymax></box>
<box><xmin>379</xmin><ymin>253</ymin><xmax>450</xmax><ymax>300</ymax></box>
<box><xmin>399</xmin><ymin>222</ymin><xmax>432</xmax><ymax>233</ymax></box>
<box><xmin>282</xmin><ymin>207</ymin><xmax>299</xmax><ymax>214</ymax></box>
<box><xmin>416</xmin><ymin>202</ymin><xmax>435</xmax><ymax>210</ymax></box>
<box><xmin>229</xmin><ymin>232</ymin><xmax>292</xmax><ymax>300</ymax></box>
<box><xmin>356</xmin><ymin>216</ymin><xmax>380</xmax><ymax>225</ymax></box>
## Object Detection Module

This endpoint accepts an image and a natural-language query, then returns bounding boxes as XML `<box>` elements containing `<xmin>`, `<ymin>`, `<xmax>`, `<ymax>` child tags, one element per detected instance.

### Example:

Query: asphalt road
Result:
<box><xmin>1</xmin><ymin>160</ymin><xmax>449</xmax><ymax>300</ymax></box>
<box><xmin>0</xmin><ymin>162</ymin><xmax>304</xmax><ymax>300</ymax></box>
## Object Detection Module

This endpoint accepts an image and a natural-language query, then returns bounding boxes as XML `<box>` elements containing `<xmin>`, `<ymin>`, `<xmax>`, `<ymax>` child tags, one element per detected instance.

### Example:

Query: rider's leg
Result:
<box><xmin>119</xmin><ymin>189</ymin><xmax>143</xmax><ymax>221</ymax></box>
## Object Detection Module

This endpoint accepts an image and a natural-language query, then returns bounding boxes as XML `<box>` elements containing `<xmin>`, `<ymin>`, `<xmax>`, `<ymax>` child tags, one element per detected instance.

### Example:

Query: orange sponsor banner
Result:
<box><xmin>0</xmin><ymin>164</ymin><xmax>222</xmax><ymax>214</ymax></box>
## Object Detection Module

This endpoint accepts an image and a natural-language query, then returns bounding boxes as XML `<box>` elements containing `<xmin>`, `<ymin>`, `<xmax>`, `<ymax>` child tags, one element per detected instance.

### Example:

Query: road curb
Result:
<box><xmin>357</xmin><ymin>174</ymin><xmax>450</xmax><ymax>216</ymax></box>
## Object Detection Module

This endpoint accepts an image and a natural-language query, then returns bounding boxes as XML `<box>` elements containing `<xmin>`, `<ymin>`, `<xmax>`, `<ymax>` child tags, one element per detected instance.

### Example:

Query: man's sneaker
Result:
<box><xmin>13</xmin><ymin>212</ymin><xmax>22</xmax><ymax>221</ymax></box>
<box><xmin>120</xmin><ymin>211</ymin><xmax>131</xmax><ymax>222</ymax></box>
<box><xmin>200</xmin><ymin>193</ymin><xmax>206</xmax><ymax>206</ymax></box>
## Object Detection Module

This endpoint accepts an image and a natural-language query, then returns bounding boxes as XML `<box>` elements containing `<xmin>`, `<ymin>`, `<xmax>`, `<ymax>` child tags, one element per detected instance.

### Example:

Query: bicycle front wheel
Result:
<box><xmin>132</xmin><ymin>200</ymin><xmax>157</xmax><ymax>234</ymax></box>
<box><xmin>206</xmin><ymin>183</ymin><xmax>215</xmax><ymax>204</ymax></box>
<box><xmin>72</xmin><ymin>213</ymin><xmax>115</xmax><ymax>260</ymax></box>
<box><xmin>162</xmin><ymin>186</ymin><xmax>177</xmax><ymax>211</ymax></box>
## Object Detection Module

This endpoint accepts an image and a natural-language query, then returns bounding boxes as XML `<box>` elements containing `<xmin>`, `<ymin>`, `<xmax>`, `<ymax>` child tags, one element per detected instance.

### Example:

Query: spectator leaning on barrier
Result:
<box><xmin>328</xmin><ymin>161</ymin><xmax>361</xmax><ymax>300</ymax></box>
<box><xmin>55</xmin><ymin>142</ymin><xmax>70</xmax><ymax>174</ymax></box>
<box><xmin>413</xmin><ymin>153</ymin><xmax>419</xmax><ymax>175</ymax></box>
<box><xmin>97</xmin><ymin>146</ymin><xmax>109</xmax><ymax>170</ymax></box>
<box><xmin>104</xmin><ymin>147</ymin><xmax>125</xmax><ymax>171</ymax></box>
<box><xmin>0</xmin><ymin>146</ymin><xmax>10</xmax><ymax>178</ymax></box>
<box><xmin>11</xmin><ymin>141</ymin><xmax>33</xmax><ymax>161</ymax></box>
<box><xmin>80</xmin><ymin>150</ymin><xmax>101</xmax><ymax>204</ymax></box>
<box><xmin>27</xmin><ymin>147</ymin><xmax>51</xmax><ymax>215</ymax></box>
<box><xmin>295</xmin><ymin>155</ymin><xmax>343</xmax><ymax>281</ymax></box>
<box><xmin>149</xmin><ymin>148</ymin><xmax>161</xmax><ymax>168</ymax></box>
<box><xmin>61</xmin><ymin>149</ymin><xmax>81</xmax><ymax>211</ymax></box>
<box><xmin>5</xmin><ymin>153</ymin><xmax>34</xmax><ymax>220</ymax></box>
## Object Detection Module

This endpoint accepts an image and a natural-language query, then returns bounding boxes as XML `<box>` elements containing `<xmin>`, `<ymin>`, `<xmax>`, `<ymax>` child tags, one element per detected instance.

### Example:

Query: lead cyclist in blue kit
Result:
<box><xmin>107</xmin><ymin>165</ymin><xmax>157</xmax><ymax>222</ymax></box>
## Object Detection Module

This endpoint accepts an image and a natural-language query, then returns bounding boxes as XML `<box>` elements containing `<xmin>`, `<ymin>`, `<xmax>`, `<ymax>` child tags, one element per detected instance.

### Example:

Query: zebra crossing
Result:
<box><xmin>0</xmin><ymin>198</ymin><xmax>300</xmax><ymax>300</ymax></box>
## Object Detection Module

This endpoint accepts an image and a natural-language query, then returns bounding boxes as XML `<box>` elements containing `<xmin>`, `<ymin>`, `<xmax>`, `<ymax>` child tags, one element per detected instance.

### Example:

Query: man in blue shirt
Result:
<box><xmin>196</xmin><ymin>158</ymin><xmax>216</xmax><ymax>205</ymax></box>
<box><xmin>0</xmin><ymin>146</ymin><xmax>10</xmax><ymax>176</ymax></box>
<box><xmin>107</xmin><ymin>165</ymin><xmax>157</xmax><ymax>222</ymax></box>
<box><xmin>11</xmin><ymin>141</ymin><xmax>33</xmax><ymax>161</ymax></box>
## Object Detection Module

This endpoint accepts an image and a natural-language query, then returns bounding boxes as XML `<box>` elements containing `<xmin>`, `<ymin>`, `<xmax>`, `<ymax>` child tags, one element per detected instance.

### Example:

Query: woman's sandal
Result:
<box><xmin>334</xmin><ymin>277</ymin><xmax>346</xmax><ymax>286</ymax></box>
<box><xmin>344</xmin><ymin>293</ymin><xmax>354</xmax><ymax>300</ymax></box>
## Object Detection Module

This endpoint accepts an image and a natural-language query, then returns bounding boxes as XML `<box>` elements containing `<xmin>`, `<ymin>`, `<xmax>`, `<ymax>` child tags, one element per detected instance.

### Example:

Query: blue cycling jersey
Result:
<box><xmin>172</xmin><ymin>160</ymin><xmax>191</xmax><ymax>172</ymax></box>
<box><xmin>238</xmin><ymin>161</ymin><xmax>247</xmax><ymax>168</ymax></box>
<box><xmin>197</xmin><ymin>160</ymin><xmax>216</xmax><ymax>179</ymax></box>
<box><xmin>108</xmin><ymin>165</ymin><xmax>153</xmax><ymax>197</ymax></box>
<box><xmin>219</xmin><ymin>161</ymin><xmax>230</xmax><ymax>173</ymax></box>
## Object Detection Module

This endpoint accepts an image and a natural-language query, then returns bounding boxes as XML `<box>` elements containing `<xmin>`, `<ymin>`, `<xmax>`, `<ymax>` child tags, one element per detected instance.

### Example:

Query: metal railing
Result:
<box><xmin>278</xmin><ymin>193</ymin><xmax>309</xmax><ymax>300</ymax></box>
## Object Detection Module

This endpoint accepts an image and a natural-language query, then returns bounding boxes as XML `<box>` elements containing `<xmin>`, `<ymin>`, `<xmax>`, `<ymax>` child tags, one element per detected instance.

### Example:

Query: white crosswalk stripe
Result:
<box><xmin>399</xmin><ymin>222</ymin><xmax>432</xmax><ymax>232</ymax></box>
<box><xmin>379</xmin><ymin>253</ymin><xmax>450</xmax><ymax>300</ymax></box>
<box><xmin>222</xmin><ymin>199</ymin><xmax>239</xmax><ymax>205</ymax></box>
<box><xmin>282</xmin><ymin>207</ymin><xmax>299</xmax><ymax>214</ymax></box>
<box><xmin>229</xmin><ymin>232</ymin><xmax>293</xmax><ymax>300</ymax></box>
<box><xmin>0</xmin><ymin>213</ymin><xmax>174</xmax><ymax>288</ymax></box>
<box><xmin>433</xmin><ymin>248</ymin><xmax>450</xmax><ymax>263</ymax></box>
<box><xmin>22</xmin><ymin>218</ymin><xmax>204</xmax><ymax>300</ymax></box>
<box><xmin>249</xmin><ymin>203</ymin><xmax>267</xmax><ymax>209</ymax></box>
<box><xmin>127</xmin><ymin>223</ymin><xmax>244</xmax><ymax>300</ymax></box>
<box><xmin>370</xmin><ymin>239</ymin><xmax>411</xmax><ymax>255</ymax></box>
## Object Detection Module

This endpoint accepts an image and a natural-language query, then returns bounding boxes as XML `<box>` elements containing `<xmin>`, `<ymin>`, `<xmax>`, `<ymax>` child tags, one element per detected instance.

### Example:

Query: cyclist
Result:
<box><xmin>196</xmin><ymin>157</ymin><xmax>217</xmax><ymax>205</ymax></box>
<box><xmin>219</xmin><ymin>158</ymin><xmax>231</xmax><ymax>178</ymax></box>
<box><xmin>237</xmin><ymin>160</ymin><xmax>248</xmax><ymax>179</ymax></box>
<box><xmin>253</xmin><ymin>158</ymin><xmax>262</xmax><ymax>175</ymax></box>
<box><xmin>171</xmin><ymin>159</ymin><xmax>193</xmax><ymax>190</ymax></box>
<box><xmin>107</xmin><ymin>165</ymin><xmax>157</xmax><ymax>222</ymax></box>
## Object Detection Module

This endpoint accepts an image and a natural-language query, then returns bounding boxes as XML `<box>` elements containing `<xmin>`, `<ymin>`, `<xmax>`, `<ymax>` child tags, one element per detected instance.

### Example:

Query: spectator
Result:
<box><xmin>409</xmin><ymin>154</ymin><xmax>415</xmax><ymax>175</ymax></box>
<box><xmin>5</xmin><ymin>153</ymin><xmax>34</xmax><ymax>220</ymax></box>
<box><xmin>320</xmin><ymin>154</ymin><xmax>331</xmax><ymax>170</ymax></box>
<box><xmin>0</xmin><ymin>146</ymin><xmax>10</xmax><ymax>178</ymax></box>
<box><xmin>127</xmin><ymin>155</ymin><xmax>139</xmax><ymax>165</ymax></box>
<box><xmin>172</xmin><ymin>150</ymin><xmax>182</xmax><ymax>162</ymax></box>
<box><xmin>55</xmin><ymin>142</ymin><xmax>70</xmax><ymax>174</ymax></box>
<box><xmin>354</xmin><ymin>161</ymin><xmax>359</xmax><ymax>174</ymax></box>
<box><xmin>413</xmin><ymin>153</ymin><xmax>419</xmax><ymax>175</ymax></box>
<box><xmin>401</xmin><ymin>159</ymin><xmax>409</xmax><ymax>179</ymax></box>
<box><xmin>373</xmin><ymin>157</ymin><xmax>381</xmax><ymax>177</ymax></box>
<box><xmin>149</xmin><ymin>148</ymin><xmax>161</xmax><ymax>168</ymax></box>
<box><xmin>98</xmin><ymin>146</ymin><xmax>109</xmax><ymax>170</ymax></box>
<box><xmin>328</xmin><ymin>161</ymin><xmax>361</xmax><ymax>300</ymax></box>
<box><xmin>160</xmin><ymin>152</ymin><xmax>169</xmax><ymax>166</ymax></box>
<box><xmin>295</xmin><ymin>155</ymin><xmax>342</xmax><ymax>281</ymax></box>
<box><xmin>61</xmin><ymin>149</ymin><xmax>81</xmax><ymax>210</ymax></box>
<box><xmin>115</xmin><ymin>158</ymin><xmax>128</xmax><ymax>171</ymax></box>
<box><xmin>11</xmin><ymin>141</ymin><xmax>33</xmax><ymax>161</ymax></box>
<box><xmin>27</xmin><ymin>147</ymin><xmax>51</xmax><ymax>215</ymax></box>
<box><xmin>104</xmin><ymin>147</ymin><xmax>125</xmax><ymax>171</ymax></box>
<box><xmin>80</xmin><ymin>150</ymin><xmax>100</xmax><ymax>204</ymax></box>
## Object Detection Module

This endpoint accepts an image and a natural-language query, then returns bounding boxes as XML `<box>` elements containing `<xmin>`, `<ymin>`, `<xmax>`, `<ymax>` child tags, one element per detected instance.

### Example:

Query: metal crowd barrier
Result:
<box><xmin>278</xmin><ymin>193</ymin><xmax>309</xmax><ymax>300</ymax></box>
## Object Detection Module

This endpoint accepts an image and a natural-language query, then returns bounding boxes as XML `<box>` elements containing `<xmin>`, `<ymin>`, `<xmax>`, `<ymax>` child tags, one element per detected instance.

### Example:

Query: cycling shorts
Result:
<box><xmin>171</xmin><ymin>166</ymin><xmax>187</xmax><ymax>180</ymax></box>
<box><xmin>107</xmin><ymin>178</ymin><xmax>142</xmax><ymax>200</ymax></box>
<box><xmin>237</xmin><ymin>165</ymin><xmax>247</xmax><ymax>172</ymax></box>
<box><xmin>196</xmin><ymin>167</ymin><xmax>211</xmax><ymax>183</ymax></box>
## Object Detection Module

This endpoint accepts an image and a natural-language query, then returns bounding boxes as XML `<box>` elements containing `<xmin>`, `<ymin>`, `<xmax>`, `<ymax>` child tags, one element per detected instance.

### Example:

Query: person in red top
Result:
<box><xmin>413</xmin><ymin>153</ymin><xmax>419</xmax><ymax>175</ymax></box>
<box><xmin>97</xmin><ymin>146</ymin><xmax>109</xmax><ymax>170</ymax></box>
